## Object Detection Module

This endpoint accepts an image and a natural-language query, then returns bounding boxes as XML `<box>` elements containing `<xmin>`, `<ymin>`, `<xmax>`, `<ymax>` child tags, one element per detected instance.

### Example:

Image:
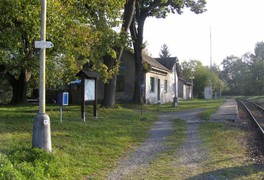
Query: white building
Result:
<box><xmin>116</xmin><ymin>51</ymin><xmax>179</xmax><ymax>104</ymax></box>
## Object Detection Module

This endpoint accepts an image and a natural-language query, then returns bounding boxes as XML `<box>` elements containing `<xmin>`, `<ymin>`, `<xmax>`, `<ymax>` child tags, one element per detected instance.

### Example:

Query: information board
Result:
<box><xmin>85</xmin><ymin>79</ymin><xmax>95</xmax><ymax>101</ymax></box>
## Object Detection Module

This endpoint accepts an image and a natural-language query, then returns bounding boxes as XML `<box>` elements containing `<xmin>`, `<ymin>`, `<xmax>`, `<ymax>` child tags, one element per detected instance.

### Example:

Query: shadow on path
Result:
<box><xmin>186</xmin><ymin>164</ymin><xmax>264</xmax><ymax>180</ymax></box>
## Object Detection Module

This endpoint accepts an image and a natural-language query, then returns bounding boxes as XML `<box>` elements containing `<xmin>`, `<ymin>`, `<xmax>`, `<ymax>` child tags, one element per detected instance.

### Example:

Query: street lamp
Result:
<box><xmin>32</xmin><ymin>0</ymin><xmax>52</xmax><ymax>152</ymax></box>
<box><xmin>219</xmin><ymin>82</ymin><xmax>222</xmax><ymax>99</ymax></box>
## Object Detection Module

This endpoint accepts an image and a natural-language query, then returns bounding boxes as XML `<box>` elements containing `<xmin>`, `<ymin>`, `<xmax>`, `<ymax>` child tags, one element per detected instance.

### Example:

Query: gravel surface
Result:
<box><xmin>172</xmin><ymin>109</ymin><xmax>206</xmax><ymax>177</ymax></box>
<box><xmin>107</xmin><ymin>109</ymin><xmax>205</xmax><ymax>179</ymax></box>
<box><xmin>107</xmin><ymin>112</ymin><xmax>173</xmax><ymax>179</ymax></box>
<box><xmin>237</xmin><ymin>101</ymin><xmax>264</xmax><ymax>164</ymax></box>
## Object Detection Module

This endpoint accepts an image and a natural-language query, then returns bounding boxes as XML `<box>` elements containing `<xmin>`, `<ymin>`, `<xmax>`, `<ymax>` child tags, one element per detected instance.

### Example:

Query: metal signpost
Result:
<box><xmin>57</xmin><ymin>92</ymin><xmax>69</xmax><ymax>122</ymax></box>
<box><xmin>32</xmin><ymin>0</ymin><xmax>53</xmax><ymax>152</ymax></box>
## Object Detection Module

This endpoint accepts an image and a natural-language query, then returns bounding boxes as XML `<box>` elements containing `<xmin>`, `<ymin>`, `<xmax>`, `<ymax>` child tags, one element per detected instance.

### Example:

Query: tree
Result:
<box><xmin>0</xmin><ymin>1</ymin><xmax>94</xmax><ymax>104</ymax></box>
<box><xmin>254</xmin><ymin>41</ymin><xmax>264</xmax><ymax>60</ymax></box>
<box><xmin>181</xmin><ymin>60</ymin><xmax>222</xmax><ymax>98</ymax></box>
<box><xmin>159</xmin><ymin>44</ymin><xmax>171</xmax><ymax>58</ymax></box>
<box><xmin>219</xmin><ymin>41</ymin><xmax>264</xmax><ymax>96</ymax></box>
<box><xmin>249</xmin><ymin>42</ymin><xmax>264</xmax><ymax>95</ymax></box>
<box><xmin>99</xmin><ymin>0</ymin><xmax>136</xmax><ymax>107</ymax></box>
<box><xmin>66</xmin><ymin>0</ymin><xmax>135</xmax><ymax>108</ymax></box>
<box><xmin>130</xmin><ymin>0</ymin><xmax>207</xmax><ymax>104</ymax></box>
<box><xmin>0</xmin><ymin>0</ymin><xmax>128</xmax><ymax>104</ymax></box>
<box><xmin>220</xmin><ymin>55</ymin><xmax>250</xmax><ymax>95</ymax></box>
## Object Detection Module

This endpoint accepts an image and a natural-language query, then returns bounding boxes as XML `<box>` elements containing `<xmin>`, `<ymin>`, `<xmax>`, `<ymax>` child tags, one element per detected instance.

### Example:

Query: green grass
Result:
<box><xmin>248</xmin><ymin>96</ymin><xmax>264</xmax><ymax>104</ymax></box>
<box><xmin>3</xmin><ymin>98</ymin><xmax>262</xmax><ymax>179</ymax></box>
<box><xmin>199</xmin><ymin>122</ymin><xmax>264</xmax><ymax>179</ymax></box>
<box><xmin>138</xmin><ymin>99</ymin><xmax>224</xmax><ymax>113</ymax></box>
<box><xmin>142</xmin><ymin>99</ymin><xmax>225</xmax><ymax>120</ymax></box>
<box><xmin>0</xmin><ymin>104</ymin><xmax>156</xmax><ymax>179</ymax></box>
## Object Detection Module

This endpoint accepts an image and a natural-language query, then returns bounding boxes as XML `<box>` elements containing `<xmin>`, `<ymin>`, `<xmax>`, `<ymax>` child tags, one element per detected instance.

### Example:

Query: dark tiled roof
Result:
<box><xmin>143</xmin><ymin>54</ymin><xmax>171</xmax><ymax>72</ymax></box>
<box><xmin>122</xmin><ymin>50</ymin><xmax>171</xmax><ymax>72</ymax></box>
<box><xmin>179</xmin><ymin>77</ymin><xmax>192</xmax><ymax>86</ymax></box>
<box><xmin>155</xmin><ymin>57</ymin><xmax>178</xmax><ymax>71</ymax></box>
<box><xmin>76</xmin><ymin>69</ymin><xmax>101</xmax><ymax>79</ymax></box>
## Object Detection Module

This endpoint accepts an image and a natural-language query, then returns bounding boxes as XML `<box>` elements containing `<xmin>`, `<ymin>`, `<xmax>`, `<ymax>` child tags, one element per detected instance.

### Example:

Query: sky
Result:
<box><xmin>143</xmin><ymin>0</ymin><xmax>264</xmax><ymax>66</ymax></box>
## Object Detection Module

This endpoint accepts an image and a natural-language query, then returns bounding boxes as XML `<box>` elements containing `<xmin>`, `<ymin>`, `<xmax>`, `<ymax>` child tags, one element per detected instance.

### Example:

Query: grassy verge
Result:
<box><xmin>248</xmin><ymin>95</ymin><xmax>264</xmax><ymax>104</ymax></box>
<box><xmin>199</xmin><ymin>122</ymin><xmax>264</xmax><ymax>179</ymax></box>
<box><xmin>0</xmin><ymin>104</ymin><xmax>156</xmax><ymax>179</ymax></box>
<box><xmin>141</xmin><ymin>99</ymin><xmax>224</xmax><ymax>115</ymax></box>
<box><xmin>4</xmin><ymin>98</ymin><xmax>257</xmax><ymax>179</ymax></box>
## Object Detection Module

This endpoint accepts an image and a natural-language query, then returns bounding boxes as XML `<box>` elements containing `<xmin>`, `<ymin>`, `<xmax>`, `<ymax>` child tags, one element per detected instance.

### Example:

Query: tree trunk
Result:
<box><xmin>5</xmin><ymin>69</ymin><xmax>31</xmax><ymax>104</ymax></box>
<box><xmin>130</xmin><ymin>17</ymin><xmax>146</xmax><ymax>104</ymax></box>
<box><xmin>101</xmin><ymin>0</ymin><xmax>136</xmax><ymax>107</ymax></box>
<box><xmin>101</xmin><ymin>56</ymin><xmax>117</xmax><ymax>107</ymax></box>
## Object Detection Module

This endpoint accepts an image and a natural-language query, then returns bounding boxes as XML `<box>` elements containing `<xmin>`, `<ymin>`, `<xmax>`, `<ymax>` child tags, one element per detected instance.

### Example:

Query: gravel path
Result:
<box><xmin>107</xmin><ymin>109</ymin><xmax>205</xmax><ymax>179</ymax></box>
<box><xmin>172</xmin><ymin>109</ymin><xmax>207</xmax><ymax>178</ymax></box>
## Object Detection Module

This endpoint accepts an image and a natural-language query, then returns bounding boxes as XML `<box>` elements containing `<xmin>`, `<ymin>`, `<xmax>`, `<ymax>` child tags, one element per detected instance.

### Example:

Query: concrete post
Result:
<box><xmin>32</xmin><ymin>0</ymin><xmax>52</xmax><ymax>152</ymax></box>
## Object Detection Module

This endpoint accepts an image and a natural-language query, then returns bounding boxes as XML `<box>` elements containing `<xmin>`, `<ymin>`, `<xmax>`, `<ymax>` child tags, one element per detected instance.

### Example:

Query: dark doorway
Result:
<box><xmin>157</xmin><ymin>79</ymin><xmax>160</xmax><ymax>101</ymax></box>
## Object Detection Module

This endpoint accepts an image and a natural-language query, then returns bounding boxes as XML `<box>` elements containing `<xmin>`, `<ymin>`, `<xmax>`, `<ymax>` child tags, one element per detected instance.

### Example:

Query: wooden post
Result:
<box><xmin>81</xmin><ymin>77</ymin><xmax>85</xmax><ymax>121</ymax></box>
<box><xmin>93</xmin><ymin>79</ymin><xmax>97</xmax><ymax>118</ymax></box>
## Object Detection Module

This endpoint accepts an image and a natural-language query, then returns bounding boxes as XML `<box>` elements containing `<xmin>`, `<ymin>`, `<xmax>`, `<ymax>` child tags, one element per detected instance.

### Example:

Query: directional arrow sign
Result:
<box><xmin>35</xmin><ymin>41</ymin><xmax>54</xmax><ymax>49</ymax></box>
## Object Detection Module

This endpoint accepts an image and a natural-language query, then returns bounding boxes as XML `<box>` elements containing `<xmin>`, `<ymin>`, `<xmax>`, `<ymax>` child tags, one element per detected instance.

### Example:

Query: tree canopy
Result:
<box><xmin>159</xmin><ymin>44</ymin><xmax>171</xmax><ymax>58</ymax></box>
<box><xmin>0</xmin><ymin>0</ymin><xmax>127</xmax><ymax>104</ymax></box>
<box><xmin>130</xmin><ymin>0</ymin><xmax>207</xmax><ymax>103</ymax></box>
<box><xmin>220</xmin><ymin>42</ymin><xmax>264</xmax><ymax>96</ymax></box>
<box><xmin>180</xmin><ymin>60</ymin><xmax>222</xmax><ymax>98</ymax></box>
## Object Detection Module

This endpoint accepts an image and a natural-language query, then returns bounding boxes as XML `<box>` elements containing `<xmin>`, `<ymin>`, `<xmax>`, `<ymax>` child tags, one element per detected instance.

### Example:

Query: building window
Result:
<box><xmin>116</xmin><ymin>75</ymin><xmax>125</xmax><ymax>92</ymax></box>
<box><xmin>164</xmin><ymin>80</ymin><xmax>168</xmax><ymax>93</ymax></box>
<box><xmin>150</xmin><ymin>77</ymin><xmax>155</xmax><ymax>92</ymax></box>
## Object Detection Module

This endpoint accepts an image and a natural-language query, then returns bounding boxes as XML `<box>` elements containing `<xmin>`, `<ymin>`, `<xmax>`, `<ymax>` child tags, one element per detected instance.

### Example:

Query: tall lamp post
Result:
<box><xmin>32</xmin><ymin>0</ymin><xmax>52</xmax><ymax>152</ymax></box>
<box><xmin>219</xmin><ymin>82</ymin><xmax>222</xmax><ymax>99</ymax></box>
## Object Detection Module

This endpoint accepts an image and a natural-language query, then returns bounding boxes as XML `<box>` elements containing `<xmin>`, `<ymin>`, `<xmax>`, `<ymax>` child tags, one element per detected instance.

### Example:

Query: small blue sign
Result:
<box><xmin>57</xmin><ymin>92</ymin><xmax>69</xmax><ymax>106</ymax></box>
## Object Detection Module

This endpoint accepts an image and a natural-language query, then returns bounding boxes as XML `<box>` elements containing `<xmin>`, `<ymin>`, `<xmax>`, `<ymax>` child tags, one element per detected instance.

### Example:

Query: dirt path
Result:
<box><xmin>172</xmin><ymin>109</ymin><xmax>207</xmax><ymax>178</ymax></box>
<box><xmin>107</xmin><ymin>109</ymin><xmax>205</xmax><ymax>179</ymax></box>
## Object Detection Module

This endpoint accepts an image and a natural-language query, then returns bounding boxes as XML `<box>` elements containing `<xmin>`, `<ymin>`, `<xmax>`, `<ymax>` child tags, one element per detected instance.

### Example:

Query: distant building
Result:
<box><xmin>178</xmin><ymin>77</ymin><xmax>192</xmax><ymax>99</ymax></box>
<box><xmin>69</xmin><ymin>50</ymin><xmax>192</xmax><ymax>104</ymax></box>
<box><xmin>113</xmin><ymin>51</ymin><xmax>178</xmax><ymax>104</ymax></box>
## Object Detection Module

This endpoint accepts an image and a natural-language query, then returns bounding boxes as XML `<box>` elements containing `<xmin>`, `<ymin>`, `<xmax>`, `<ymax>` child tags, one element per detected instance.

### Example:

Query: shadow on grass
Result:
<box><xmin>186</xmin><ymin>164</ymin><xmax>264</xmax><ymax>180</ymax></box>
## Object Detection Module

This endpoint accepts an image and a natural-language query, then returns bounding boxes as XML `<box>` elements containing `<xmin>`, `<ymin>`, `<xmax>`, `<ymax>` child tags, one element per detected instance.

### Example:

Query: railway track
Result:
<box><xmin>238</xmin><ymin>99</ymin><xmax>264</xmax><ymax>136</ymax></box>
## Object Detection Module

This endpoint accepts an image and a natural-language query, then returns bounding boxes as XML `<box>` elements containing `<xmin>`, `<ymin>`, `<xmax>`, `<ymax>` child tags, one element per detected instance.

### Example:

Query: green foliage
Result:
<box><xmin>142</xmin><ymin>62</ymin><xmax>152</xmax><ymax>73</ymax></box>
<box><xmin>181</xmin><ymin>60</ymin><xmax>222</xmax><ymax>98</ymax></box>
<box><xmin>0</xmin><ymin>76</ymin><xmax>12</xmax><ymax>104</ymax></box>
<box><xmin>159</xmin><ymin>44</ymin><xmax>171</xmax><ymax>58</ymax></box>
<box><xmin>0</xmin><ymin>0</ymin><xmax>128</xmax><ymax>102</ymax></box>
<box><xmin>0</xmin><ymin>148</ymin><xmax>62</xmax><ymax>179</ymax></box>
<box><xmin>0</xmin><ymin>0</ymin><xmax>94</xmax><ymax>92</ymax></box>
<box><xmin>220</xmin><ymin>41</ymin><xmax>264</xmax><ymax>96</ymax></box>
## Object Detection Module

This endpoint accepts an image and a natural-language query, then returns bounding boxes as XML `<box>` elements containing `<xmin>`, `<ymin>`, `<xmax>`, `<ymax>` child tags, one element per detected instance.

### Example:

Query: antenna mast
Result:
<box><xmin>210</xmin><ymin>26</ymin><xmax>213</xmax><ymax>98</ymax></box>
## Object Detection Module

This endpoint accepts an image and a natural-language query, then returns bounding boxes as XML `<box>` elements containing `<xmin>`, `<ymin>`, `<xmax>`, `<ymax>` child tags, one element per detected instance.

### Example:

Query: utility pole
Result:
<box><xmin>209</xmin><ymin>26</ymin><xmax>213</xmax><ymax>99</ymax></box>
<box><xmin>32</xmin><ymin>0</ymin><xmax>52</xmax><ymax>152</ymax></box>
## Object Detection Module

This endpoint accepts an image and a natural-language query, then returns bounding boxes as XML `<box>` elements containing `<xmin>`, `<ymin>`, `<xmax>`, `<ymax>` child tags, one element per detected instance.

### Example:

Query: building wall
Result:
<box><xmin>89</xmin><ymin>51</ymin><xmax>180</xmax><ymax>104</ymax></box>
<box><xmin>145</xmin><ymin>68</ymin><xmax>176</xmax><ymax>104</ymax></box>
<box><xmin>116</xmin><ymin>51</ymin><xmax>135</xmax><ymax>102</ymax></box>
<box><xmin>178</xmin><ymin>79</ymin><xmax>192</xmax><ymax>100</ymax></box>
<box><xmin>178</xmin><ymin>80</ymin><xmax>184</xmax><ymax>99</ymax></box>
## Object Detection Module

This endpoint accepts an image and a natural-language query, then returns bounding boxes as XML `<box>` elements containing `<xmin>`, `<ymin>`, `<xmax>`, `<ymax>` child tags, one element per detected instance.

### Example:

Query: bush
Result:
<box><xmin>0</xmin><ymin>148</ymin><xmax>63</xmax><ymax>179</ymax></box>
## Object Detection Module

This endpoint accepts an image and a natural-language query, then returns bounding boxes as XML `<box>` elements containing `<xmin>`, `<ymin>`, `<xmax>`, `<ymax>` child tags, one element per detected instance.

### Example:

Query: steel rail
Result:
<box><xmin>239</xmin><ymin>100</ymin><xmax>264</xmax><ymax>135</ymax></box>
<box><xmin>242</xmin><ymin>99</ymin><xmax>264</xmax><ymax>111</ymax></box>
